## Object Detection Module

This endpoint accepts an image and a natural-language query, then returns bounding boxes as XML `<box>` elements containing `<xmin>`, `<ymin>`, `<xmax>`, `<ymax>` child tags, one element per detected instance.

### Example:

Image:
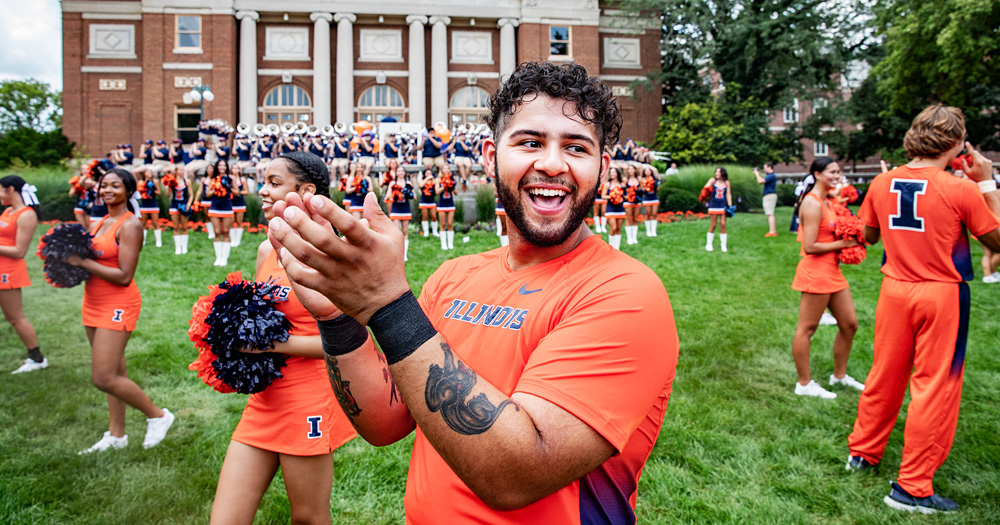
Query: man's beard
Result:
<box><xmin>494</xmin><ymin>160</ymin><xmax>599</xmax><ymax>248</ymax></box>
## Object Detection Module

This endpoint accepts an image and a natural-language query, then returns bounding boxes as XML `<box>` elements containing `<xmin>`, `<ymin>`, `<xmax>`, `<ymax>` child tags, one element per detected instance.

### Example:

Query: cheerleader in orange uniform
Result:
<box><xmin>790</xmin><ymin>157</ymin><xmax>863</xmax><ymax>399</ymax></box>
<box><xmin>66</xmin><ymin>169</ymin><xmax>174</xmax><ymax>453</ymax></box>
<box><xmin>623</xmin><ymin>164</ymin><xmax>642</xmax><ymax>245</ymax></box>
<box><xmin>603</xmin><ymin>167</ymin><xmax>626</xmax><ymax>250</ymax></box>
<box><xmin>211</xmin><ymin>151</ymin><xmax>357</xmax><ymax>524</ymax></box>
<box><xmin>1</xmin><ymin>175</ymin><xmax>46</xmax><ymax>373</ymax></box>
<box><xmin>703</xmin><ymin>167</ymin><xmax>732</xmax><ymax>252</ymax></box>
<box><xmin>384</xmin><ymin>165</ymin><xmax>414</xmax><ymax>261</ymax></box>
<box><xmin>417</xmin><ymin>168</ymin><xmax>438</xmax><ymax>237</ymax></box>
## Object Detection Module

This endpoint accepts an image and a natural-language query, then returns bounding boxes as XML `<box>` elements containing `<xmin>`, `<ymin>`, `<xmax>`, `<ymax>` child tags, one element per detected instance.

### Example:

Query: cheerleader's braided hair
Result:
<box><xmin>486</xmin><ymin>61</ymin><xmax>622</xmax><ymax>150</ymax></box>
<box><xmin>278</xmin><ymin>151</ymin><xmax>331</xmax><ymax>197</ymax></box>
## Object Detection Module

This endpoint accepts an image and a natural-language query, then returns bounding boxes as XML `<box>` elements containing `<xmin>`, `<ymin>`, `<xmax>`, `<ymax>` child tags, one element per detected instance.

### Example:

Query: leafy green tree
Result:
<box><xmin>0</xmin><ymin>127</ymin><xmax>74</xmax><ymax>168</ymax></box>
<box><xmin>0</xmin><ymin>79</ymin><xmax>62</xmax><ymax>132</ymax></box>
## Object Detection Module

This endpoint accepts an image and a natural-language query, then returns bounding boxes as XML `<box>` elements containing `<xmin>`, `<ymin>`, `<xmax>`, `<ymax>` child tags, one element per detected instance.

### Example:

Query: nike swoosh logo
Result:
<box><xmin>518</xmin><ymin>285</ymin><xmax>542</xmax><ymax>295</ymax></box>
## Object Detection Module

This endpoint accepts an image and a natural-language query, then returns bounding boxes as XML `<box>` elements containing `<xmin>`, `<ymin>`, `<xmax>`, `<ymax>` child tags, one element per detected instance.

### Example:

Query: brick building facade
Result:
<box><xmin>61</xmin><ymin>0</ymin><xmax>662</xmax><ymax>157</ymax></box>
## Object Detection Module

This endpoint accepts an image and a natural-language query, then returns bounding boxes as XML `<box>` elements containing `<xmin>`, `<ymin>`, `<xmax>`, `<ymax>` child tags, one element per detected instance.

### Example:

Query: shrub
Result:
<box><xmin>776</xmin><ymin>184</ymin><xmax>798</xmax><ymax>207</ymax></box>
<box><xmin>455</xmin><ymin>200</ymin><xmax>465</xmax><ymax>223</ymax></box>
<box><xmin>474</xmin><ymin>185</ymin><xmax>495</xmax><ymax>224</ymax></box>
<box><xmin>660</xmin><ymin>164</ymin><xmax>761</xmax><ymax>211</ymax></box>
<box><xmin>2</xmin><ymin>164</ymin><xmax>76</xmax><ymax>220</ymax></box>
<box><xmin>659</xmin><ymin>186</ymin><xmax>701</xmax><ymax>212</ymax></box>
<box><xmin>0</xmin><ymin>128</ymin><xmax>74</xmax><ymax>168</ymax></box>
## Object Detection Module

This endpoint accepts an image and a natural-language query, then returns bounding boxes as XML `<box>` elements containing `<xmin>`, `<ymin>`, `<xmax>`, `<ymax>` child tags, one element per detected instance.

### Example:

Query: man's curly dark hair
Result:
<box><xmin>486</xmin><ymin>62</ymin><xmax>622</xmax><ymax>149</ymax></box>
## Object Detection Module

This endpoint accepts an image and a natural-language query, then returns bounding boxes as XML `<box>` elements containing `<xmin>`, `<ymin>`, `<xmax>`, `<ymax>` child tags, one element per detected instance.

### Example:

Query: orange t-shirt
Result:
<box><xmin>409</xmin><ymin>235</ymin><xmax>678</xmax><ymax>524</ymax></box>
<box><xmin>859</xmin><ymin>166</ymin><xmax>1000</xmax><ymax>282</ymax></box>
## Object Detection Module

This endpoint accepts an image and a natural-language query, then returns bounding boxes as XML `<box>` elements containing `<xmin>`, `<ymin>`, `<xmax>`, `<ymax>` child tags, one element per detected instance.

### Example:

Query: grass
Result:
<box><xmin>2</xmin><ymin>207</ymin><xmax>999</xmax><ymax>524</ymax></box>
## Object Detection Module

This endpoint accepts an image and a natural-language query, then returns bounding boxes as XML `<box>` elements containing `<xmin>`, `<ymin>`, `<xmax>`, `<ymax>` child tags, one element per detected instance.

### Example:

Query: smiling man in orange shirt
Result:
<box><xmin>268</xmin><ymin>62</ymin><xmax>679</xmax><ymax>524</ymax></box>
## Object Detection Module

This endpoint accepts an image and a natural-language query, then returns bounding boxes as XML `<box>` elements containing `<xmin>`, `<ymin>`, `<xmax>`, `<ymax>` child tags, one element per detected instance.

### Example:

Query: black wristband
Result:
<box><xmin>367</xmin><ymin>290</ymin><xmax>437</xmax><ymax>365</ymax></box>
<box><xmin>317</xmin><ymin>314</ymin><xmax>369</xmax><ymax>356</ymax></box>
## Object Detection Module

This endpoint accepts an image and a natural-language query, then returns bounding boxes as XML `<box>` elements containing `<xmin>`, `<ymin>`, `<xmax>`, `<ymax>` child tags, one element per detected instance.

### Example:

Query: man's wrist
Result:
<box><xmin>317</xmin><ymin>314</ymin><xmax>369</xmax><ymax>356</ymax></box>
<box><xmin>978</xmin><ymin>179</ymin><xmax>997</xmax><ymax>194</ymax></box>
<box><xmin>367</xmin><ymin>290</ymin><xmax>437</xmax><ymax>365</ymax></box>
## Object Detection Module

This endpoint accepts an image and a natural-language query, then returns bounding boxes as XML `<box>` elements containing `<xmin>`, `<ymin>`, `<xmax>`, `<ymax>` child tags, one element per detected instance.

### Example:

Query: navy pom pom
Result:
<box><xmin>37</xmin><ymin>223</ymin><xmax>96</xmax><ymax>288</ymax></box>
<box><xmin>202</xmin><ymin>279</ymin><xmax>292</xmax><ymax>394</ymax></box>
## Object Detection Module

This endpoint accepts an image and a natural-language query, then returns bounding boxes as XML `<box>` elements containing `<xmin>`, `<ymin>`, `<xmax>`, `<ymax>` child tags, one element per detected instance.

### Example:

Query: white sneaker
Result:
<box><xmin>983</xmin><ymin>272</ymin><xmax>1000</xmax><ymax>284</ymax></box>
<box><xmin>830</xmin><ymin>374</ymin><xmax>865</xmax><ymax>391</ymax></box>
<box><xmin>12</xmin><ymin>358</ymin><xmax>48</xmax><ymax>374</ymax></box>
<box><xmin>143</xmin><ymin>408</ymin><xmax>175</xmax><ymax>449</ymax></box>
<box><xmin>819</xmin><ymin>312</ymin><xmax>838</xmax><ymax>325</ymax></box>
<box><xmin>795</xmin><ymin>380</ymin><xmax>837</xmax><ymax>399</ymax></box>
<box><xmin>79</xmin><ymin>431</ymin><xmax>128</xmax><ymax>454</ymax></box>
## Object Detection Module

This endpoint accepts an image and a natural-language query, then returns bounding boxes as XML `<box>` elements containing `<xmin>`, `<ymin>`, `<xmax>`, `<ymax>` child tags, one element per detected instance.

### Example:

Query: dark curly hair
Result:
<box><xmin>277</xmin><ymin>151</ymin><xmax>330</xmax><ymax>197</ymax></box>
<box><xmin>486</xmin><ymin>62</ymin><xmax>622</xmax><ymax>149</ymax></box>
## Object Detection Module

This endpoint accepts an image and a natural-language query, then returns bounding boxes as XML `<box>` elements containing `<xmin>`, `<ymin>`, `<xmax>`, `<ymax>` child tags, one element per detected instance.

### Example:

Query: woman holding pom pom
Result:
<box><xmin>1</xmin><ymin>175</ymin><xmax>46</xmax><ymax>374</ymax></box>
<box><xmin>135</xmin><ymin>166</ymin><xmax>163</xmax><ymax>248</ymax></box>
<box><xmin>65</xmin><ymin>168</ymin><xmax>174</xmax><ymax>453</ymax></box>
<box><xmin>211</xmin><ymin>151</ymin><xmax>357</xmax><ymax>524</ymax></box>
<box><xmin>206</xmin><ymin>159</ymin><xmax>236</xmax><ymax>266</ymax></box>
<box><xmin>790</xmin><ymin>157</ymin><xmax>863</xmax><ymax>399</ymax></box>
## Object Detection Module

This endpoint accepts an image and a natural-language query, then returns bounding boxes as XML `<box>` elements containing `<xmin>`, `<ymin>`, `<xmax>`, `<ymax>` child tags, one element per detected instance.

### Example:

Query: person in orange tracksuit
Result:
<box><xmin>846</xmin><ymin>106</ymin><xmax>1000</xmax><ymax>513</ymax></box>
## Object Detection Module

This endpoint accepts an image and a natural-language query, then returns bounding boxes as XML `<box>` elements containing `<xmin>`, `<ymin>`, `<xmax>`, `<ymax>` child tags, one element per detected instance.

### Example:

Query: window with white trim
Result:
<box><xmin>263</xmin><ymin>84</ymin><xmax>313</xmax><ymax>125</ymax></box>
<box><xmin>783</xmin><ymin>98</ymin><xmax>799</xmax><ymax>123</ymax></box>
<box><xmin>176</xmin><ymin>107</ymin><xmax>200</xmax><ymax>144</ymax></box>
<box><xmin>176</xmin><ymin>16</ymin><xmax>202</xmax><ymax>51</ymax></box>
<box><xmin>550</xmin><ymin>26</ymin><xmax>571</xmax><ymax>57</ymax></box>
<box><xmin>449</xmin><ymin>86</ymin><xmax>491</xmax><ymax>126</ymax></box>
<box><xmin>357</xmin><ymin>85</ymin><xmax>406</xmax><ymax>123</ymax></box>
<box><xmin>814</xmin><ymin>141</ymin><xmax>829</xmax><ymax>157</ymax></box>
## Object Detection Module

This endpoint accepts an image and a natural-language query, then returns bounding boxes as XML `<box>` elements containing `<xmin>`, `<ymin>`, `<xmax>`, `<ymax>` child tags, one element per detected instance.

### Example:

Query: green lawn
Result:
<box><xmin>2</xmin><ymin>208</ymin><xmax>998</xmax><ymax>524</ymax></box>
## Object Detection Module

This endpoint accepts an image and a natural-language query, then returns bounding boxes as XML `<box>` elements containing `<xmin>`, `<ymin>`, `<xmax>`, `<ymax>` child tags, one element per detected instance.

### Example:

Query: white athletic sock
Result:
<box><xmin>221</xmin><ymin>241</ymin><xmax>231</xmax><ymax>265</ymax></box>
<box><xmin>720</xmin><ymin>233</ymin><xmax>728</xmax><ymax>252</ymax></box>
<box><xmin>496</xmin><ymin>218</ymin><xmax>503</xmax><ymax>237</ymax></box>
<box><xmin>142</xmin><ymin>229</ymin><xmax>147</xmax><ymax>246</ymax></box>
<box><xmin>421</xmin><ymin>221</ymin><xmax>429</xmax><ymax>237</ymax></box>
<box><xmin>610</xmin><ymin>234</ymin><xmax>621</xmax><ymax>250</ymax></box>
<box><xmin>154</xmin><ymin>229</ymin><xmax>162</xmax><ymax>247</ymax></box>
<box><xmin>432</xmin><ymin>221</ymin><xmax>439</xmax><ymax>236</ymax></box>
<box><xmin>213</xmin><ymin>241</ymin><xmax>222</xmax><ymax>265</ymax></box>
<box><xmin>231</xmin><ymin>228</ymin><xmax>241</xmax><ymax>247</ymax></box>
<box><xmin>500</xmin><ymin>235</ymin><xmax>509</xmax><ymax>247</ymax></box>
<box><xmin>404</xmin><ymin>239</ymin><xmax>409</xmax><ymax>262</ymax></box>
<box><xmin>206</xmin><ymin>222</ymin><xmax>215</xmax><ymax>239</ymax></box>
<box><xmin>652</xmin><ymin>220</ymin><xmax>658</xmax><ymax>236</ymax></box>
<box><xmin>706</xmin><ymin>232</ymin><xmax>714</xmax><ymax>251</ymax></box>
<box><xmin>601</xmin><ymin>216</ymin><xmax>607</xmax><ymax>232</ymax></box>
<box><xmin>447</xmin><ymin>230</ymin><xmax>454</xmax><ymax>250</ymax></box>
<box><xmin>173</xmin><ymin>234</ymin><xmax>181</xmax><ymax>255</ymax></box>
<box><xmin>629</xmin><ymin>225</ymin><xmax>637</xmax><ymax>244</ymax></box>
<box><xmin>440</xmin><ymin>230</ymin><xmax>448</xmax><ymax>250</ymax></box>
<box><xmin>181</xmin><ymin>234</ymin><xmax>189</xmax><ymax>254</ymax></box>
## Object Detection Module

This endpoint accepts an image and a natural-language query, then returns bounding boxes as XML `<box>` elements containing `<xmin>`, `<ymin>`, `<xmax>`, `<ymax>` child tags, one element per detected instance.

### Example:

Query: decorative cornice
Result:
<box><xmin>497</xmin><ymin>18</ymin><xmax>520</xmax><ymax>28</ymax></box>
<box><xmin>429</xmin><ymin>15</ymin><xmax>452</xmax><ymax>26</ymax></box>
<box><xmin>235</xmin><ymin>10</ymin><xmax>259</xmax><ymax>22</ymax></box>
<box><xmin>406</xmin><ymin>15</ymin><xmax>428</xmax><ymax>26</ymax></box>
<box><xmin>333</xmin><ymin>13</ymin><xmax>357</xmax><ymax>24</ymax></box>
<box><xmin>81</xmin><ymin>66</ymin><xmax>142</xmax><ymax>74</ymax></box>
<box><xmin>310</xmin><ymin>12</ymin><xmax>334</xmax><ymax>23</ymax></box>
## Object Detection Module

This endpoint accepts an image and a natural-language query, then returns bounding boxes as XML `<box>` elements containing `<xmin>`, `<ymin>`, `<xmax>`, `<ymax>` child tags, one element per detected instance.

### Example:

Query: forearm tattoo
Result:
<box><xmin>425</xmin><ymin>342</ymin><xmax>517</xmax><ymax>435</ymax></box>
<box><xmin>377</xmin><ymin>351</ymin><xmax>401</xmax><ymax>407</ymax></box>
<box><xmin>324</xmin><ymin>353</ymin><xmax>362</xmax><ymax>420</ymax></box>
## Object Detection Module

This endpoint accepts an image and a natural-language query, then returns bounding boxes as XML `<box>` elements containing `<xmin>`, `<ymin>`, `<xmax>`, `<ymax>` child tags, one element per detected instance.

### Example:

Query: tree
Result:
<box><xmin>0</xmin><ymin>79</ymin><xmax>62</xmax><ymax>133</ymax></box>
<box><xmin>872</xmin><ymin>0</ymin><xmax>1000</xmax><ymax>149</ymax></box>
<box><xmin>0</xmin><ymin>127</ymin><xmax>74</xmax><ymax>168</ymax></box>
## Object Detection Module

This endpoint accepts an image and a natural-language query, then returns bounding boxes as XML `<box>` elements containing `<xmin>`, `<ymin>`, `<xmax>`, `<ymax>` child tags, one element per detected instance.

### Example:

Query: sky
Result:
<box><xmin>0</xmin><ymin>0</ymin><xmax>63</xmax><ymax>90</ymax></box>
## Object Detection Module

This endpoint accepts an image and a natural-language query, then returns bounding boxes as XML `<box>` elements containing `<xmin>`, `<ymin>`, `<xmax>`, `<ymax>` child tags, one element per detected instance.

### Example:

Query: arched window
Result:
<box><xmin>356</xmin><ymin>85</ymin><xmax>406</xmax><ymax>123</ymax></box>
<box><xmin>262</xmin><ymin>84</ymin><xmax>312</xmax><ymax>126</ymax></box>
<box><xmin>449</xmin><ymin>86</ymin><xmax>490</xmax><ymax>127</ymax></box>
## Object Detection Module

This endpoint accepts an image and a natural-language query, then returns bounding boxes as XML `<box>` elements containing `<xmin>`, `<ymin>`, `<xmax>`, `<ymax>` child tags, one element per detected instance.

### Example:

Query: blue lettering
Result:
<box><xmin>482</xmin><ymin>305</ymin><xmax>504</xmax><ymax>326</ymax></box>
<box><xmin>460</xmin><ymin>302</ymin><xmax>479</xmax><ymax>322</ymax></box>
<box><xmin>306</xmin><ymin>415</ymin><xmax>322</xmax><ymax>439</ymax></box>
<box><xmin>470</xmin><ymin>304</ymin><xmax>492</xmax><ymax>325</ymax></box>
<box><xmin>889</xmin><ymin>179</ymin><xmax>927</xmax><ymax>232</ymax></box>
<box><xmin>443</xmin><ymin>299</ymin><xmax>463</xmax><ymax>319</ymax></box>
<box><xmin>502</xmin><ymin>308</ymin><xmax>523</xmax><ymax>328</ymax></box>
<box><xmin>491</xmin><ymin>307</ymin><xmax>514</xmax><ymax>327</ymax></box>
<box><xmin>508</xmin><ymin>309</ymin><xmax>528</xmax><ymax>330</ymax></box>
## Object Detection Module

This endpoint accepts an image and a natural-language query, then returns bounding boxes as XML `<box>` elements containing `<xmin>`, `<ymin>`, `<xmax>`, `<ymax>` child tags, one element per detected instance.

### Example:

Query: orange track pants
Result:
<box><xmin>848</xmin><ymin>277</ymin><xmax>969</xmax><ymax>498</ymax></box>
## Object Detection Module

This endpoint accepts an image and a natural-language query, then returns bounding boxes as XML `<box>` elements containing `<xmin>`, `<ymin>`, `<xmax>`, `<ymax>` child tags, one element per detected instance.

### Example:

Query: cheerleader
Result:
<box><xmin>206</xmin><ymin>159</ymin><xmax>236</xmax><ymax>266</ymax></box>
<box><xmin>230</xmin><ymin>165</ymin><xmax>249</xmax><ymax>248</ymax></box>
<box><xmin>603</xmin><ymin>167</ymin><xmax>626</xmax><ymax>250</ymax></box>
<box><xmin>65</xmin><ymin>169</ymin><xmax>174</xmax><ymax>453</ymax></box>
<box><xmin>135</xmin><ymin>167</ymin><xmax>163</xmax><ymax>248</ymax></box>
<box><xmin>212</xmin><ymin>151</ymin><xmax>359</xmax><ymax>524</ymax></box>
<box><xmin>385</xmin><ymin>165</ymin><xmax>414</xmax><ymax>261</ymax></box>
<box><xmin>346</xmin><ymin>163</ymin><xmax>371</xmax><ymax>220</ymax></box>
<box><xmin>592</xmin><ymin>178</ymin><xmax>608</xmax><ymax>234</ymax></box>
<box><xmin>703</xmin><ymin>167</ymin><xmax>732</xmax><ymax>252</ymax></box>
<box><xmin>70</xmin><ymin>162</ymin><xmax>97</xmax><ymax>229</ymax></box>
<box><xmin>623</xmin><ymin>164</ymin><xmax>642</xmax><ymax>245</ymax></box>
<box><xmin>163</xmin><ymin>166</ymin><xmax>192</xmax><ymax>254</ymax></box>
<box><xmin>494</xmin><ymin>183</ymin><xmax>508</xmax><ymax>247</ymax></box>
<box><xmin>436</xmin><ymin>166</ymin><xmax>457</xmax><ymax>250</ymax></box>
<box><xmin>1</xmin><ymin>176</ymin><xmax>46</xmax><ymax>373</ymax></box>
<box><xmin>641</xmin><ymin>166</ymin><xmax>660</xmax><ymax>237</ymax></box>
<box><xmin>790</xmin><ymin>157</ymin><xmax>862</xmax><ymax>398</ymax></box>
<box><xmin>194</xmin><ymin>165</ymin><xmax>217</xmax><ymax>240</ymax></box>
<box><xmin>417</xmin><ymin>168</ymin><xmax>439</xmax><ymax>237</ymax></box>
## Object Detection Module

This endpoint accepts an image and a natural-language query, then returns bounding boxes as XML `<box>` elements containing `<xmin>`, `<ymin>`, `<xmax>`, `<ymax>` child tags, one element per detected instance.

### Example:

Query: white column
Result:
<box><xmin>334</xmin><ymin>13</ymin><xmax>357</xmax><ymax>124</ymax></box>
<box><xmin>236</xmin><ymin>10</ymin><xmax>259</xmax><ymax>125</ymax></box>
<box><xmin>498</xmin><ymin>18</ymin><xmax>519</xmax><ymax>82</ymax></box>
<box><xmin>406</xmin><ymin>15</ymin><xmax>428</xmax><ymax>126</ymax></box>
<box><xmin>429</xmin><ymin>16</ymin><xmax>451</xmax><ymax>126</ymax></box>
<box><xmin>311</xmin><ymin>12</ymin><xmax>333</xmax><ymax>127</ymax></box>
